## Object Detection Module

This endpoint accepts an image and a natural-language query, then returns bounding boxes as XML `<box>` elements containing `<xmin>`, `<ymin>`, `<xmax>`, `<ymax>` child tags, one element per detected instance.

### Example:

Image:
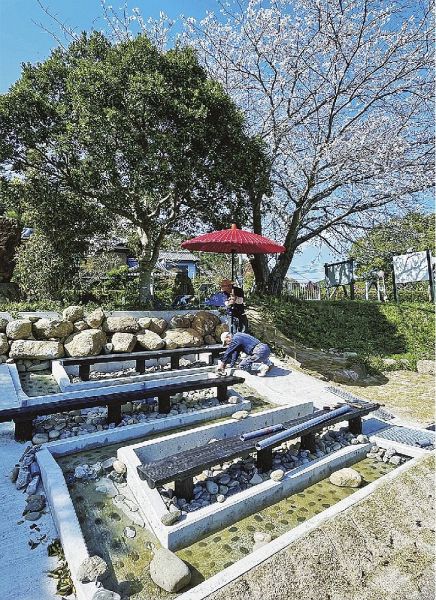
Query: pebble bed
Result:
<box><xmin>30</xmin><ymin>388</ymin><xmax>226</xmax><ymax>445</ymax></box>
<box><xmin>68</xmin><ymin>359</ymin><xmax>208</xmax><ymax>383</ymax></box>
<box><xmin>157</xmin><ymin>428</ymin><xmax>408</xmax><ymax>515</ymax></box>
<box><xmin>55</xmin><ymin>437</ymin><xmax>403</xmax><ymax>599</ymax></box>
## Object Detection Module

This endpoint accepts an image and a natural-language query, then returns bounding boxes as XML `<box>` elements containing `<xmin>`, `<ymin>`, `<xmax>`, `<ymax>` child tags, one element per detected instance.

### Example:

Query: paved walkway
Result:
<box><xmin>236</xmin><ymin>357</ymin><xmax>342</xmax><ymax>410</ymax></box>
<box><xmin>0</xmin><ymin>422</ymin><xmax>58</xmax><ymax>600</ymax></box>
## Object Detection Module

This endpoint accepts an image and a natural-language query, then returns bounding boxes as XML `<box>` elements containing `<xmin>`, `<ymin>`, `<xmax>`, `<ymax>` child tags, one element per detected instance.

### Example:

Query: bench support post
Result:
<box><xmin>14</xmin><ymin>419</ymin><xmax>33</xmax><ymax>442</ymax></box>
<box><xmin>136</xmin><ymin>358</ymin><xmax>145</xmax><ymax>374</ymax></box>
<box><xmin>348</xmin><ymin>416</ymin><xmax>362</xmax><ymax>435</ymax></box>
<box><xmin>217</xmin><ymin>384</ymin><xmax>227</xmax><ymax>403</ymax></box>
<box><xmin>175</xmin><ymin>477</ymin><xmax>194</xmax><ymax>501</ymax></box>
<box><xmin>107</xmin><ymin>404</ymin><xmax>122</xmax><ymax>425</ymax></box>
<box><xmin>79</xmin><ymin>364</ymin><xmax>90</xmax><ymax>381</ymax></box>
<box><xmin>158</xmin><ymin>393</ymin><xmax>171</xmax><ymax>414</ymax></box>
<box><xmin>300</xmin><ymin>432</ymin><xmax>316</xmax><ymax>454</ymax></box>
<box><xmin>170</xmin><ymin>356</ymin><xmax>180</xmax><ymax>370</ymax></box>
<box><xmin>257</xmin><ymin>447</ymin><xmax>273</xmax><ymax>472</ymax></box>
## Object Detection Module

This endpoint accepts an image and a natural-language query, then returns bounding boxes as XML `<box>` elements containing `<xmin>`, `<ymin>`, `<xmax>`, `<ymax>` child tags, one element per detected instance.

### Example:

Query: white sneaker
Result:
<box><xmin>257</xmin><ymin>364</ymin><xmax>270</xmax><ymax>377</ymax></box>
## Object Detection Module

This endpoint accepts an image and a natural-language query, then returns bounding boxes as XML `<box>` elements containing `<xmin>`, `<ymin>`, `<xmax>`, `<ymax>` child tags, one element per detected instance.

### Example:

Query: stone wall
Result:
<box><xmin>0</xmin><ymin>307</ymin><xmax>228</xmax><ymax>373</ymax></box>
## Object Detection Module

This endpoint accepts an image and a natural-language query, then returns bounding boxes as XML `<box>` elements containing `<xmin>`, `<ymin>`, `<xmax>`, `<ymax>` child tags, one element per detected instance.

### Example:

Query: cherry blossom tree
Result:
<box><xmin>185</xmin><ymin>0</ymin><xmax>434</xmax><ymax>293</ymax></box>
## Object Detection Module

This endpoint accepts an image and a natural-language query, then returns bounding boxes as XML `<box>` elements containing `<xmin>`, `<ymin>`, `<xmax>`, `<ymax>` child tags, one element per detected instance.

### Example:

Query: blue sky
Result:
<box><xmin>0</xmin><ymin>0</ymin><xmax>346</xmax><ymax>281</ymax></box>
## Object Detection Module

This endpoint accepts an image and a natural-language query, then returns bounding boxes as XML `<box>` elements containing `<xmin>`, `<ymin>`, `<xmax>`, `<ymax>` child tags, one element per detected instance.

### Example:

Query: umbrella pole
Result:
<box><xmin>231</xmin><ymin>250</ymin><xmax>235</xmax><ymax>333</ymax></box>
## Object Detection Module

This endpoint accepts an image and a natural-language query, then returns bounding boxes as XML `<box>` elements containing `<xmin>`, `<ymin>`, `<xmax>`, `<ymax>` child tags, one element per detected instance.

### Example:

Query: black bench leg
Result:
<box><xmin>348</xmin><ymin>416</ymin><xmax>362</xmax><ymax>435</ymax></box>
<box><xmin>14</xmin><ymin>419</ymin><xmax>33</xmax><ymax>442</ymax></box>
<box><xmin>170</xmin><ymin>356</ymin><xmax>180</xmax><ymax>370</ymax></box>
<box><xmin>107</xmin><ymin>404</ymin><xmax>122</xmax><ymax>425</ymax></box>
<box><xmin>175</xmin><ymin>477</ymin><xmax>194</xmax><ymax>501</ymax></box>
<box><xmin>257</xmin><ymin>447</ymin><xmax>273</xmax><ymax>472</ymax></box>
<box><xmin>158</xmin><ymin>393</ymin><xmax>171</xmax><ymax>414</ymax></box>
<box><xmin>79</xmin><ymin>364</ymin><xmax>90</xmax><ymax>381</ymax></box>
<box><xmin>217</xmin><ymin>384</ymin><xmax>227</xmax><ymax>403</ymax></box>
<box><xmin>300</xmin><ymin>433</ymin><xmax>316</xmax><ymax>454</ymax></box>
<box><xmin>208</xmin><ymin>353</ymin><xmax>214</xmax><ymax>366</ymax></box>
<box><xmin>136</xmin><ymin>358</ymin><xmax>145</xmax><ymax>374</ymax></box>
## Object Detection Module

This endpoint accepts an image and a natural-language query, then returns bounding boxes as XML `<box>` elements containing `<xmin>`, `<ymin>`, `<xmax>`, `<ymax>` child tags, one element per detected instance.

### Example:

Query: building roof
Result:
<box><xmin>159</xmin><ymin>250</ymin><xmax>199</xmax><ymax>262</ymax></box>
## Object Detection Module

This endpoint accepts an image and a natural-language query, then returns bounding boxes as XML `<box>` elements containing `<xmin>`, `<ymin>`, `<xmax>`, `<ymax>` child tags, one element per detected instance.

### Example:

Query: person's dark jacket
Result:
<box><xmin>221</xmin><ymin>332</ymin><xmax>261</xmax><ymax>367</ymax></box>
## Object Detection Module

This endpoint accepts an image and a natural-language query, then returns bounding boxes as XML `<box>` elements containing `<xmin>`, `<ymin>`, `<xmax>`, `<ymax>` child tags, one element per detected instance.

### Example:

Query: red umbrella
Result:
<box><xmin>182</xmin><ymin>223</ymin><xmax>285</xmax><ymax>280</ymax></box>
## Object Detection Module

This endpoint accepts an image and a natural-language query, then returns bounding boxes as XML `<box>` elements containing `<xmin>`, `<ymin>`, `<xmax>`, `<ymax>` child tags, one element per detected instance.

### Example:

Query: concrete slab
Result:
<box><xmin>235</xmin><ymin>357</ymin><xmax>342</xmax><ymax>410</ymax></box>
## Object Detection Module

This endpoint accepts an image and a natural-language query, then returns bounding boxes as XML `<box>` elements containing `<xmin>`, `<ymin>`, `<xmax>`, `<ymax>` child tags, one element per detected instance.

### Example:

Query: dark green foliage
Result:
<box><xmin>0</xmin><ymin>31</ymin><xmax>270</xmax><ymax>302</ymax></box>
<box><xmin>172</xmin><ymin>271</ymin><xmax>194</xmax><ymax>299</ymax></box>
<box><xmin>0</xmin><ymin>216</ymin><xmax>21</xmax><ymax>282</ymax></box>
<box><xmin>260</xmin><ymin>296</ymin><xmax>434</xmax><ymax>361</ymax></box>
<box><xmin>352</xmin><ymin>212</ymin><xmax>435</xmax><ymax>277</ymax></box>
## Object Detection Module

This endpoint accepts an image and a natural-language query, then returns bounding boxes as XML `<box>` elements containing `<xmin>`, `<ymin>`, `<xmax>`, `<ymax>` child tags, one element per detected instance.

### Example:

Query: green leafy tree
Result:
<box><xmin>0</xmin><ymin>32</ymin><xmax>269</xmax><ymax>303</ymax></box>
<box><xmin>351</xmin><ymin>212</ymin><xmax>435</xmax><ymax>277</ymax></box>
<box><xmin>13</xmin><ymin>230</ymin><xmax>83</xmax><ymax>301</ymax></box>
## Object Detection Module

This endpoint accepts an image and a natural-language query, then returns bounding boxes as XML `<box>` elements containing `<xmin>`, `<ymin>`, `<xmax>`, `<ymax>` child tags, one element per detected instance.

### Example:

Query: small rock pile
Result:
<box><xmin>158</xmin><ymin>426</ymin><xmax>369</xmax><ymax>516</ymax></box>
<box><xmin>10</xmin><ymin>444</ymin><xmax>43</xmax><ymax>499</ymax></box>
<box><xmin>366</xmin><ymin>444</ymin><xmax>408</xmax><ymax>465</ymax></box>
<box><xmin>30</xmin><ymin>388</ymin><xmax>222</xmax><ymax>445</ymax></box>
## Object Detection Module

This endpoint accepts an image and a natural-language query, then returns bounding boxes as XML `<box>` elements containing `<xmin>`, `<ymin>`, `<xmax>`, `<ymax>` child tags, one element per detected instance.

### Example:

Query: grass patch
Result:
<box><xmin>258</xmin><ymin>297</ymin><xmax>434</xmax><ymax>362</ymax></box>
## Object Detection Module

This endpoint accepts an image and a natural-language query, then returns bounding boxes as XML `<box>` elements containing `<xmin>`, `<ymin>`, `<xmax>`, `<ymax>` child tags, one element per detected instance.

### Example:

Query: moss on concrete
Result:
<box><xmin>205</xmin><ymin>454</ymin><xmax>435</xmax><ymax>600</ymax></box>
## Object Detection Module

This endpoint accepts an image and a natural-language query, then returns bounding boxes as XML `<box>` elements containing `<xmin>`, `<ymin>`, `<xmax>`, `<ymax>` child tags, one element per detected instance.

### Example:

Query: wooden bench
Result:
<box><xmin>0</xmin><ymin>374</ymin><xmax>244</xmax><ymax>442</ymax></box>
<box><xmin>137</xmin><ymin>401</ymin><xmax>379</xmax><ymax>501</ymax></box>
<box><xmin>60</xmin><ymin>344</ymin><xmax>224</xmax><ymax>381</ymax></box>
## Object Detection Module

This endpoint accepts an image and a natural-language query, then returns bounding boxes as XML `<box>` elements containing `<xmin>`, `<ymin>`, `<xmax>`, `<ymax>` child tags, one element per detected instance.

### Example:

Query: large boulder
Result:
<box><xmin>163</xmin><ymin>328</ymin><xmax>203</xmax><ymax>349</ymax></box>
<box><xmin>148</xmin><ymin>318</ymin><xmax>167</xmax><ymax>335</ymax></box>
<box><xmin>329</xmin><ymin>468</ymin><xmax>362</xmax><ymax>488</ymax></box>
<box><xmin>9</xmin><ymin>340</ymin><xmax>64</xmax><ymax>360</ymax></box>
<box><xmin>417</xmin><ymin>360</ymin><xmax>435</xmax><ymax>376</ymax></box>
<box><xmin>33</xmin><ymin>318</ymin><xmax>74</xmax><ymax>340</ymax></box>
<box><xmin>215</xmin><ymin>322</ymin><xmax>229</xmax><ymax>339</ymax></box>
<box><xmin>85</xmin><ymin>308</ymin><xmax>105</xmax><ymax>328</ymax></box>
<box><xmin>191</xmin><ymin>311</ymin><xmax>220</xmax><ymax>336</ymax></box>
<box><xmin>103</xmin><ymin>316</ymin><xmax>140</xmax><ymax>334</ymax></box>
<box><xmin>0</xmin><ymin>333</ymin><xmax>8</xmax><ymax>355</ymax></box>
<box><xmin>137</xmin><ymin>330</ymin><xmax>165</xmax><ymax>351</ymax></box>
<box><xmin>111</xmin><ymin>333</ymin><xmax>136</xmax><ymax>353</ymax></box>
<box><xmin>6</xmin><ymin>319</ymin><xmax>32</xmax><ymax>340</ymax></box>
<box><xmin>64</xmin><ymin>329</ymin><xmax>106</xmax><ymax>357</ymax></box>
<box><xmin>0</xmin><ymin>317</ymin><xmax>9</xmax><ymax>333</ymax></box>
<box><xmin>149</xmin><ymin>548</ymin><xmax>191</xmax><ymax>593</ymax></box>
<box><xmin>62</xmin><ymin>305</ymin><xmax>84</xmax><ymax>322</ymax></box>
<box><xmin>168</xmin><ymin>315</ymin><xmax>192</xmax><ymax>329</ymax></box>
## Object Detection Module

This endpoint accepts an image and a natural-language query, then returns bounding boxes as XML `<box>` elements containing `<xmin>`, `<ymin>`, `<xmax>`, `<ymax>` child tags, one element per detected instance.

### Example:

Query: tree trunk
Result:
<box><xmin>138</xmin><ymin>261</ymin><xmax>154</xmax><ymax>305</ymax></box>
<box><xmin>137</xmin><ymin>226</ymin><xmax>165</xmax><ymax>306</ymax></box>
<box><xmin>267</xmin><ymin>246</ymin><xmax>296</xmax><ymax>295</ymax></box>
<box><xmin>250</xmin><ymin>255</ymin><xmax>269</xmax><ymax>292</ymax></box>
<box><xmin>250</xmin><ymin>190</ymin><xmax>269</xmax><ymax>291</ymax></box>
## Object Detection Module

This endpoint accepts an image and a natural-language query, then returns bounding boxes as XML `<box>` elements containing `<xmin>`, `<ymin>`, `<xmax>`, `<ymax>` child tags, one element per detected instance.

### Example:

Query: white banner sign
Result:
<box><xmin>325</xmin><ymin>261</ymin><xmax>354</xmax><ymax>287</ymax></box>
<box><xmin>393</xmin><ymin>251</ymin><xmax>430</xmax><ymax>284</ymax></box>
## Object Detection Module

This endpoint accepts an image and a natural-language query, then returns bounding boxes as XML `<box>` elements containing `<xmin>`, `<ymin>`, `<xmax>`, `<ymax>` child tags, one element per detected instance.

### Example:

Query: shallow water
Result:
<box><xmin>19</xmin><ymin>371</ymin><xmax>60</xmax><ymax>396</ymax></box>
<box><xmin>59</xmin><ymin>444</ymin><xmax>395</xmax><ymax>599</ymax></box>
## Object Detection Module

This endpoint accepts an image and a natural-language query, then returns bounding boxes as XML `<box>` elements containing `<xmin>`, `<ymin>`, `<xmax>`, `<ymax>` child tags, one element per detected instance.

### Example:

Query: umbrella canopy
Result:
<box><xmin>181</xmin><ymin>224</ymin><xmax>285</xmax><ymax>255</ymax></box>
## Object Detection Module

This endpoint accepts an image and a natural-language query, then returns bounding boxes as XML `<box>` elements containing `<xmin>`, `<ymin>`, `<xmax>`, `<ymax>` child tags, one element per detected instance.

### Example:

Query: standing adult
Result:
<box><xmin>220</xmin><ymin>279</ymin><xmax>248</xmax><ymax>333</ymax></box>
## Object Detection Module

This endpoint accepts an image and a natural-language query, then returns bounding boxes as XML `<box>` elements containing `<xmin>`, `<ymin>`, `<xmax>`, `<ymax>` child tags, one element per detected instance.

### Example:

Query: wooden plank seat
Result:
<box><xmin>0</xmin><ymin>374</ymin><xmax>244</xmax><ymax>442</ymax></box>
<box><xmin>60</xmin><ymin>344</ymin><xmax>224</xmax><ymax>381</ymax></box>
<box><xmin>137</xmin><ymin>400</ymin><xmax>379</xmax><ymax>501</ymax></box>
